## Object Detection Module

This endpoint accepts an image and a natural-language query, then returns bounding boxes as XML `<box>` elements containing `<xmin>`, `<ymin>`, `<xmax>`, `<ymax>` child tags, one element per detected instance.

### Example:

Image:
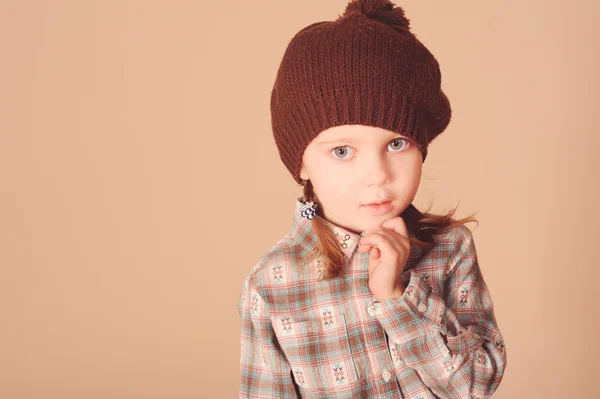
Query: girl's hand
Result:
<box><xmin>358</xmin><ymin>216</ymin><xmax>410</xmax><ymax>302</ymax></box>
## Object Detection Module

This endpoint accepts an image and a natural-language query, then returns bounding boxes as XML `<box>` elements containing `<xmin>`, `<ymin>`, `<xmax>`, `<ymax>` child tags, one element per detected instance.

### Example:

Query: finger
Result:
<box><xmin>361</xmin><ymin>228</ymin><xmax>403</xmax><ymax>253</ymax></box>
<box><xmin>360</xmin><ymin>232</ymin><xmax>396</xmax><ymax>262</ymax></box>
<box><xmin>370</xmin><ymin>246</ymin><xmax>380</xmax><ymax>260</ymax></box>
<box><xmin>381</xmin><ymin>216</ymin><xmax>408</xmax><ymax>239</ymax></box>
<box><xmin>359</xmin><ymin>243</ymin><xmax>373</xmax><ymax>253</ymax></box>
<box><xmin>367</xmin><ymin>247</ymin><xmax>380</xmax><ymax>275</ymax></box>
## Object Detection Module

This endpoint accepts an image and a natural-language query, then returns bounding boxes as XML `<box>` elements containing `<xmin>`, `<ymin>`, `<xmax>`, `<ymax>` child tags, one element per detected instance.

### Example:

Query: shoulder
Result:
<box><xmin>433</xmin><ymin>223</ymin><xmax>474</xmax><ymax>247</ymax></box>
<box><xmin>434</xmin><ymin>224</ymin><xmax>478</xmax><ymax>275</ymax></box>
<box><xmin>241</xmin><ymin>232</ymin><xmax>297</xmax><ymax>292</ymax></box>
<box><xmin>413</xmin><ymin>224</ymin><xmax>476</xmax><ymax>282</ymax></box>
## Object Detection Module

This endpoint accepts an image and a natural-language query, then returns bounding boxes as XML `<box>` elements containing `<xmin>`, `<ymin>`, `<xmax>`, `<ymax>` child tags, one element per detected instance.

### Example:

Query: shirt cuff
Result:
<box><xmin>369</xmin><ymin>270</ymin><xmax>448</xmax><ymax>344</ymax></box>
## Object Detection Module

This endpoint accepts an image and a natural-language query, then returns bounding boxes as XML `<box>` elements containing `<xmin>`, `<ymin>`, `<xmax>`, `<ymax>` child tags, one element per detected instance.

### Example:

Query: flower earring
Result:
<box><xmin>299</xmin><ymin>178</ymin><xmax>317</xmax><ymax>220</ymax></box>
<box><xmin>299</xmin><ymin>197</ymin><xmax>318</xmax><ymax>220</ymax></box>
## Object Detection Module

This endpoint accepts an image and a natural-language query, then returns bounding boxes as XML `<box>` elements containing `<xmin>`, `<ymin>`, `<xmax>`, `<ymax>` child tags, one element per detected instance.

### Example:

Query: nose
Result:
<box><xmin>362</xmin><ymin>153</ymin><xmax>391</xmax><ymax>186</ymax></box>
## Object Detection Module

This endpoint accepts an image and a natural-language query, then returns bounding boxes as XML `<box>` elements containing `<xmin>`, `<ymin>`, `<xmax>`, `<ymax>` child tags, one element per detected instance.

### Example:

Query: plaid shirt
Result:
<box><xmin>238</xmin><ymin>198</ymin><xmax>507</xmax><ymax>398</ymax></box>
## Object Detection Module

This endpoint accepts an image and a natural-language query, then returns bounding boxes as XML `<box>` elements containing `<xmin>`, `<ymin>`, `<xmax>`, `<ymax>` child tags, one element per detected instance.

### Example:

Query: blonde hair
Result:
<box><xmin>301</xmin><ymin>179</ymin><xmax>478</xmax><ymax>280</ymax></box>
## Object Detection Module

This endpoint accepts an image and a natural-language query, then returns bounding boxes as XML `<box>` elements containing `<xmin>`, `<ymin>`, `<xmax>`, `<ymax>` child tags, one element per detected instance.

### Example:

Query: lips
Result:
<box><xmin>363</xmin><ymin>199</ymin><xmax>392</xmax><ymax>206</ymax></box>
<box><xmin>362</xmin><ymin>200</ymin><xmax>393</xmax><ymax>215</ymax></box>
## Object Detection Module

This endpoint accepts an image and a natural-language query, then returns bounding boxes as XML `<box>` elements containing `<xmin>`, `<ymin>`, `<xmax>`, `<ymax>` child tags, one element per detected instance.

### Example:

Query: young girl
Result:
<box><xmin>238</xmin><ymin>1</ymin><xmax>507</xmax><ymax>398</ymax></box>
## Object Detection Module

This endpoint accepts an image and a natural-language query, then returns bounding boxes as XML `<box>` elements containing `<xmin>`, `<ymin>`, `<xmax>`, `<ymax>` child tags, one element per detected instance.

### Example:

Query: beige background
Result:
<box><xmin>1</xmin><ymin>0</ymin><xmax>599</xmax><ymax>398</ymax></box>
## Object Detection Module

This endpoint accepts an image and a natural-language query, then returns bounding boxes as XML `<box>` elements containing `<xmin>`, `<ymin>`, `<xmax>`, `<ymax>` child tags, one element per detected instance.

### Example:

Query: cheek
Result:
<box><xmin>398</xmin><ymin>153</ymin><xmax>422</xmax><ymax>178</ymax></box>
<box><xmin>407</xmin><ymin>164</ymin><xmax>422</xmax><ymax>184</ymax></box>
<box><xmin>315</xmin><ymin>174</ymin><xmax>352</xmax><ymax>199</ymax></box>
<box><xmin>393</xmin><ymin>160</ymin><xmax>422</xmax><ymax>191</ymax></box>
<box><xmin>311</xmin><ymin>175</ymin><xmax>355</xmax><ymax>208</ymax></box>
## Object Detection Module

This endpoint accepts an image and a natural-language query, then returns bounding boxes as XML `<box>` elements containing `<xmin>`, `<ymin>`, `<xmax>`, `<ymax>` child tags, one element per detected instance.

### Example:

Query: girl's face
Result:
<box><xmin>299</xmin><ymin>125</ymin><xmax>423</xmax><ymax>235</ymax></box>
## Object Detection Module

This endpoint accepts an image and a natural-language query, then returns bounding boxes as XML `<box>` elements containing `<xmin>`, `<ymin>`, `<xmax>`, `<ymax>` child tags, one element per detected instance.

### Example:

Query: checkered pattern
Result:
<box><xmin>238</xmin><ymin>198</ymin><xmax>507</xmax><ymax>398</ymax></box>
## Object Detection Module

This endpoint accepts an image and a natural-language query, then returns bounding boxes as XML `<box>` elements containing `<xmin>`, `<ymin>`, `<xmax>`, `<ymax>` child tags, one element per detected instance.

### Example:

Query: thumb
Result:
<box><xmin>369</xmin><ymin>246</ymin><xmax>380</xmax><ymax>260</ymax></box>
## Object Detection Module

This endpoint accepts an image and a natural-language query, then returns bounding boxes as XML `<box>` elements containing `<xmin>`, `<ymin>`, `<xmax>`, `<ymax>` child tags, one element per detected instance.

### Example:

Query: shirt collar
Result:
<box><xmin>291</xmin><ymin>197</ymin><xmax>363</xmax><ymax>264</ymax></box>
<box><xmin>291</xmin><ymin>197</ymin><xmax>426</xmax><ymax>272</ymax></box>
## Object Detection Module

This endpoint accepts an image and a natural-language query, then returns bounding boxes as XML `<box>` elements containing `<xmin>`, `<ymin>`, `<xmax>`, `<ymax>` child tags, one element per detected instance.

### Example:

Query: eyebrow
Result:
<box><xmin>317</xmin><ymin>134</ymin><xmax>407</xmax><ymax>145</ymax></box>
<box><xmin>318</xmin><ymin>138</ymin><xmax>354</xmax><ymax>145</ymax></box>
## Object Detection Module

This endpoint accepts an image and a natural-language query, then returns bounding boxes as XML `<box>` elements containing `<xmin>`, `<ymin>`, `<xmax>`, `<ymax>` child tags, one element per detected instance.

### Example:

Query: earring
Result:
<box><xmin>299</xmin><ymin>198</ymin><xmax>318</xmax><ymax>220</ymax></box>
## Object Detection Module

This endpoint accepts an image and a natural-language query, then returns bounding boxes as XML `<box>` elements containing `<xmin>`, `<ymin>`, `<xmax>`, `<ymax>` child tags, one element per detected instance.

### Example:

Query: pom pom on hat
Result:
<box><xmin>341</xmin><ymin>0</ymin><xmax>411</xmax><ymax>31</ymax></box>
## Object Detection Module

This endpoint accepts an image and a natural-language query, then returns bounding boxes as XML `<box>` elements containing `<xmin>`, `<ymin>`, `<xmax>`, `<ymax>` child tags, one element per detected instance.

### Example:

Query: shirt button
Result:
<box><xmin>417</xmin><ymin>302</ymin><xmax>427</xmax><ymax>312</ymax></box>
<box><xmin>382</xmin><ymin>369</ymin><xmax>392</xmax><ymax>382</ymax></box>
<box><xmin>367</xmin><ymin>305</ymin><xmax>374</xmax><ymax>316</ymax></box>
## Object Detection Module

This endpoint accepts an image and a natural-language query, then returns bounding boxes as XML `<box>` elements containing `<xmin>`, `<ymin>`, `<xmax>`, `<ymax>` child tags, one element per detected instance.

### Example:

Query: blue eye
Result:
<box><xmin>331</xmin><ymin>139</ymin><xmax>409</xmax><ymax>159</ymax></box>
<box><xmin>331</xmin><ymin>146</ymin><xmax>354</xmax><ymax>159</ymax></box>
<box><xmin>388</xmin><ymin>138</ymin><xmax>408</xmax><ymax>151</ymax></box>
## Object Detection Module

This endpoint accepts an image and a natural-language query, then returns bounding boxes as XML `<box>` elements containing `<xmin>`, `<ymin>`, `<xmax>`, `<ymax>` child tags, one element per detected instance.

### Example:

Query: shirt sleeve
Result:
<box><xmin>370</xmin><ymin>228</ymin><xmax>507</xmax><ymax>399</ymax></box>
<box><xmin>238</xmin><ymin>276</ymin><xmax>299</xmax><ymax>399</ymax></box>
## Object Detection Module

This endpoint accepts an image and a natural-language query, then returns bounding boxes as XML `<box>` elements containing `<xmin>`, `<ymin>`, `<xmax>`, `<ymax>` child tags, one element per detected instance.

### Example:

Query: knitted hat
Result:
<box><xmin>270</xmin><ymin>0</ymin><xmax>452</xmax><ymax>184</ymax></box>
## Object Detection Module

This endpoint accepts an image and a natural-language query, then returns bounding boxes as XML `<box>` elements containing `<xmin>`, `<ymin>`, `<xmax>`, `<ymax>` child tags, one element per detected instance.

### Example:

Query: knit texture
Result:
<box><xmin>270</xmin><ymin>0</ymin><xmax>452</xmax><ymax>184</ymax></box>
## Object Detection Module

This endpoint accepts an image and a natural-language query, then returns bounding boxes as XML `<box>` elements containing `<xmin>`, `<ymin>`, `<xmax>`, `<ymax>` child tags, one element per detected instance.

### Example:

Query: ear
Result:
<box><xmin>299</xmin><ymin>164</ymin><xmax>309</xmax><ymax>180</ymax></box>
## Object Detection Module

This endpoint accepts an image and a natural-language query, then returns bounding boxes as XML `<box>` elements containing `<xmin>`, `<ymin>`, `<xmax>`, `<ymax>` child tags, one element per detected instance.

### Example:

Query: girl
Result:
<box><xmin>238</xmin><ymin>1</ymin><xmax>507</xmax><ymax>398</ymax></box>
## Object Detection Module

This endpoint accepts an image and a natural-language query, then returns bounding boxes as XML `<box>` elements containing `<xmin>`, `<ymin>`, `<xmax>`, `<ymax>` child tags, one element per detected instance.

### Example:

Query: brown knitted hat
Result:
<box><xmin>270</xmin><ymin>0</ymin><xmax>452</xmax><ymax>184</ymax></box>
